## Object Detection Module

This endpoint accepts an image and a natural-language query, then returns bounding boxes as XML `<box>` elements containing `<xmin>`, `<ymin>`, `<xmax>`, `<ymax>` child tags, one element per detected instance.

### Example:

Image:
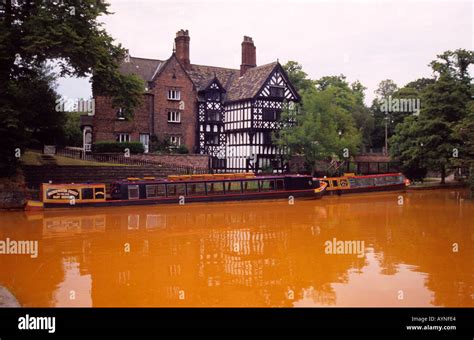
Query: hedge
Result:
<box><xmin>93</xmin><ymin>141</ymin><xmax>145</xmax><ymax>154</ymax></box>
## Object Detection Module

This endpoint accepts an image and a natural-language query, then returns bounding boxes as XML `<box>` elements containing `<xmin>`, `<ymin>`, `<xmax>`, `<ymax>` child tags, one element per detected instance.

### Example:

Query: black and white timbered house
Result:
<box><xmin>91</xmin><ymin>31</ymin><xmax>300</xmax><ymax>173</ymax></box>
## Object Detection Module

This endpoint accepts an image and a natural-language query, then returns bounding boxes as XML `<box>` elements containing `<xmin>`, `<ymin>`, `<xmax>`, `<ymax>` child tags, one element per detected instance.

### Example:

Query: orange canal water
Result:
<box><xmin>0</xmin><ymin>189</ymin><xmax>472</xmax><ymax>307</ymax></box>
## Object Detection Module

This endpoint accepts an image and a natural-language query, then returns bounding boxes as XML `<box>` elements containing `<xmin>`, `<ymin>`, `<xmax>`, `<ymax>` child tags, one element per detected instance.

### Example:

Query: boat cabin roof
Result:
<box><xmin>114</xmin><ymin>174</ymin><xmax>312</xmax><ymax>185</ymax></box>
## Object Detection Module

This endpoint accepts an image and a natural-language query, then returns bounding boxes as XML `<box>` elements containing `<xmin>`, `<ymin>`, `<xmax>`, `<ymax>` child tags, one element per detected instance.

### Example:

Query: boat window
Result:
<box><xmin>94</xmin><ymin>187</ymin><xmax>105</xmax><ymax>199</ymax></box>
<box><xmin>259</xmin><ymin>180</ymin><xmax>275</xmax><ymax>191</ymax></box>
<box><xmin>206</xmin><ymin>182</ymin><xmax>225</xmax><ymax>195</ymax></box>
<box><xmin>82</xmin><ymin>188</ymin><xmax>94</xmax><ymax>200</ymax></box>
<box><xmin>374</xmin><ymin>177</ymin><xmax>385</xmax><ymax>186</ymax></box>
<box><xmin>167</xmin><ymin>183</ymin><xmax>186</xmax><ymax>197</ymax></box>
<box><xmin>275</xmin><ymin>179</ymin><xmax>285</xmax><ymax>190</ymax></box>
<box><xmin>242</xmin><ymin>180</ymin><xmax>259</xmax><ymax>192</ymax></box>
<box><xmin>226</xmin><ymin>181</ymin><xmax>242</xmax><ymax>193</ymax></box>
<box><xmin>128</xmin><ymin>185</ymin><xmax>140</xmax><ymax>200</ymax></box>
<box><xmin>187</xmin><ymin>182</ymin><xmax>206</xmax><ymax>196</ymax></box>
<box><xmin>332</xmin><ymin>180</ymin><xmax>338</xmax><ymax>187</ymax></box>
<box><xmin>358</xmin><ymin>178</ymin><xmax>375</xmax><ymax>187</ymax></box>
<box><xmin>146</xmin><ymin>184</ymin><xmax>166</xmax><ymax>198</ymax></box>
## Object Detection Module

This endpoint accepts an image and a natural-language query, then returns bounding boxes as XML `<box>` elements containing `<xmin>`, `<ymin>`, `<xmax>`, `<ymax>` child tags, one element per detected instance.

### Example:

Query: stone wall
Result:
<box><xmin>131</xmin><ymin>153</ymin><xmax>209</xmax><ymax>169</ymax></box>
<box><xmin>22</xmin><ymin>165</ymin><xmax>178</xmax><ymax>191</ymax></box>
<box><xmin>0</xmin><ymin>191</ymin><xmax>25</xmax><ymax>210</ymax></box>
<box><xmin>0</xmin><ymin>173</ymin><xmax>27</xmax><ymax>209</ymax></box>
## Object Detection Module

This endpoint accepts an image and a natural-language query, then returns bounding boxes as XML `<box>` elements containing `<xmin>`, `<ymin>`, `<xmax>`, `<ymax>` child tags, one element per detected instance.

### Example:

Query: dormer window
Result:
<box><xmin>269</xmin><ymin>86</ymin><xmax>285</xmax><ymax>98</ymax></box>
<box><xmin>167</xmin><ymin>89</ymin><xmax>181</xmax><ymax>101</ymax></box>
<box><xmin>206</xmin><ymin>90</ymin><xmax>220</xmax><ymax>102</ymax></box>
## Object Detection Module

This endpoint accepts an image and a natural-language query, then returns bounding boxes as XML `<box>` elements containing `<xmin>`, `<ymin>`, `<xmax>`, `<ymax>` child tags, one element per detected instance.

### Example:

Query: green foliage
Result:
<box><xmin>63</xmin><ymin>112</ymin><xmax>83</xmax><ymax>147</ymax></box>
<box><xmin>374</xmin><ymin>79</ymin><xmax>398</xmax><ymax>98</ymax></box>
<box><xmin>469</xmin><ymin>164</ymin><xmax>474</xmax><ymax>197</ymax></box>
<box><xmin>0</xmin><ymin>0</ymin><xmax>144</xmax><ymax>176</ymax></box>
<box><xmin>390</xmin><ymin>49</ymin><xmax>473</xmax><ymax>183</ymax></box>
<box><xmin>93</xmin><ymin>141</ymin><xmax>144</xmax><ymax>154</ymax></box>
<box><xmin>389</xmin><ymin>116</ymin><xmax>427</xmax><ymax>181</ymax></box>
<box><xmin>0</xmin><ymin>66</ymin><xmax>64</xmax><ymax>175</ymax></box>
<box><xmin>150</xmin><ymin>135</ymin><xmax>172</xmax><ymax>154</ymax></box>
<box><xmin>282</xmin><ymin>61</ymin><xmax>314</xmax><ymax>95</ymax></box>
<box><xmin>276</xmin><ymin>77</ymin><xmax>362</xmax><ymax>174</ymax></box>
<box><xmin>175</xmin><ymin>145</ymin><xmax>189</xmax><ymax>154</ymax></box>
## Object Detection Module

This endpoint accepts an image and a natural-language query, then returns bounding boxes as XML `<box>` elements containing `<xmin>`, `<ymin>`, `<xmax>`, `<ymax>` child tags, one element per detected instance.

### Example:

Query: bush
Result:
<box><xmin>150</xmin><ymin>135</ymin><xmax>172</xmax><ymax>154</ymax></box>
<box><xmin>93</xmin><ymin>141</ymin><xmax>144</xmax><ymax>154</ymax></box>
<box><xmin>175</xmin><ymin>145</ymin><xmax>189</xmax><ymax>154</ymax></box>
<box><xmin>469</xmin><ymin>164</ymin><xmax>474</xmax><ymax>198</ymax></box>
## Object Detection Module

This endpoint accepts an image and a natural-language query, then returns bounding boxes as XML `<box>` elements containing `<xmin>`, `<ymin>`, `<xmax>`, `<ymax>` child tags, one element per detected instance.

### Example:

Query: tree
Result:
<box><xmin>370</xmin><ymin>79</ymin><xmax>398</xmax><ymax>151</ymax></box>
<box><xmin>454</xmin><ymin>96</ymin><xmax>474</xmax><ymax>195</ymax></box>
<box><xmin>416</xmin><ymin>50</ymin><xmax>472</xmax><ymax>183</ymax></box>
<box><xmin>389</xmin><ymin>116</ymin><xmax>427</xmax><ymax>181</ymax></box>
<box><xmin>390</xmin><ymin>49</ymin><xmax>473</xmax><ymax>184</ymax></box>
<box><xmin>375</xmin><ymin>79</ymin><xmax>398</xmax><ymax>98</ymax></box>
<box><xmin>63</xmin><ymin>112</ymin><xmax>84</xmax><ymax>147</ymax></box>
<box><xmin>276</xmin><ymin>77</ymin><xmax>362</xmax><ymax>175</ymax></box>
<box><xmin>0</xmin><ymin>0</ymin><xmax>144</xmax><ymax>175</ymax></box>
<box><xmin>282</xmin><ymin>61</ymin><xmax>314</xmax><ymax>95</ymax></box>
<box><xmin>371</xmin><ymin>78</ymin><xmax>434</xmax><ymax>151</ymax></box>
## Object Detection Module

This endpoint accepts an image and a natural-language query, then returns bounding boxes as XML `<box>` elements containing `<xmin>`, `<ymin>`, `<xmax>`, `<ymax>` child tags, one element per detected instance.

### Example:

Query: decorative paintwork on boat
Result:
<box><xmin>316</xmin><ymin>173</ymin><xmax>408</xmax><ymax>195</ymax></box>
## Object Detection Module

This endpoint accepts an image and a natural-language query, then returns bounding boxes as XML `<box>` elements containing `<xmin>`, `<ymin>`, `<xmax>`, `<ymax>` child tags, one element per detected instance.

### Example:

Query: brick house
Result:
<box><xmin>83</xmin><ymin>29</ymin><xmax>300</xmax><ymax>172</ymax></box>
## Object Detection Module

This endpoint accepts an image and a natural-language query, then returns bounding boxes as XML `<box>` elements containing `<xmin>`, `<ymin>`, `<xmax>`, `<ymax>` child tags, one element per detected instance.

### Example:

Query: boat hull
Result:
<box><xmin>41</xmin><ymin>188</ymin><xmax>324</xmax><ymax>209</ymax></box>
<box><xmin>324</xmin><ymin>183</ymin><xmax>406</xmax><ymax>195</ymax></box>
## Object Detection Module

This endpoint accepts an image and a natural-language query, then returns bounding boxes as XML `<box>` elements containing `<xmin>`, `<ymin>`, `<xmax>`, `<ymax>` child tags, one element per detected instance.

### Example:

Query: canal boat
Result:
<box><xmin>25</xmin><ymin>173</ymin><xmax>327</xmax><ymax>210</ymax></box>
<box><xmin>316</xmin><ymin>172</ymin><xmax>409</xmax><ymax>195</ymax></box>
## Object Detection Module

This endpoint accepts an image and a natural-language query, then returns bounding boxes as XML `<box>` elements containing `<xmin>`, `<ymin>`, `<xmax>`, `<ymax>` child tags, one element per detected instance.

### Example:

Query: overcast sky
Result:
<box><xmin>57</xmin><ymin>0</ymin><xmax>473</xmax><ymax>105</ymax></box>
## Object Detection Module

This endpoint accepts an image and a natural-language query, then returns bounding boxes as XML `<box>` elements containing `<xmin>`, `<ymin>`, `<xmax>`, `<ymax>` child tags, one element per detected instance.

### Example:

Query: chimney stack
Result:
<box><xmin>240</xmin><ymin>36</ymin><xmax>256</xmax><ymax>76</ymax></box>
<box><xmin>175</xmin><ymin>29</ymin><xmax>190</xmax><ymax>70</ymax></box>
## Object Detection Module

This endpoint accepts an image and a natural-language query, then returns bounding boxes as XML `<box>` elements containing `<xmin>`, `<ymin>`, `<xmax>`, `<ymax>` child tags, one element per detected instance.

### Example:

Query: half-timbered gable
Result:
<box><xmin>197</xmin><ymin>78</ymin><xmax>226</xmax><ymax>164</ymax></box>
<box><xmin>223</xmin><ymin>62</ymin><xmax>300</xmax><ymax>172</ymax></box>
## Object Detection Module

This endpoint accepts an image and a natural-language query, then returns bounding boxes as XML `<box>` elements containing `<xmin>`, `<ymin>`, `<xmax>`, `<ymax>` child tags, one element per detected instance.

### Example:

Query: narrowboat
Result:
<box><xmin>25</xmin><ymin>173</ymin><xmax>327</xmax><ymax>210</ymax></box>
<box><xmin>316</xmin><ymin>173</ymin><xmax>409</xmax><ymax>195</ymax></box>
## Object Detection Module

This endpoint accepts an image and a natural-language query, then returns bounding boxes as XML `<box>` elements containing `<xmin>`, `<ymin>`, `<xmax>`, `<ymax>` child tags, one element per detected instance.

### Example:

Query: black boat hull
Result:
<box><xmin>43</xmin><ymin>188</ymin><xmax>323</xmax><ymax>209</ymax></box>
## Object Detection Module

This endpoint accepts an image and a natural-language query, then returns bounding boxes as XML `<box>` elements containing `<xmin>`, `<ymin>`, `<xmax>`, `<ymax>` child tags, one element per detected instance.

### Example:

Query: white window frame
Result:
<box><xmin>170</xmin><ymin>136</ymin><xmax>181</xmax><ymax>147</ymax></box>
<box><xmin>117</xmin><ymin>133</ymin><xmax>130</xmax><ymax>143</ymax></box>
<box><xmin>139</xmin><ymin>133</ymin><xmax>150</xmax><ymax>153</ymax></box>
<box><xmin>117</xmin><ymin>108</ymin><xmax>125</xmax><ymax>120</ymax></box>
<box><xmin>167</xmin><ymin>89</ymin><xmax>181</xmax><ymax>101</ymax></box>
<box><xmin>128</xmin><ymin>185</ymin><xmax>139</xmax><ymax>200</ymax></box>
<box><xmin>167</xmin><ymin>111</ymin><xmax>181</xmax><ymax>123</ymax></box>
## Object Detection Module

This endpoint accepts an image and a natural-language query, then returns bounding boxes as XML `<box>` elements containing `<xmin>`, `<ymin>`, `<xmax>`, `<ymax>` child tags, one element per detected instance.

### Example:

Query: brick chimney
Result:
<box><xmin>240</xmin><ymin>36</ymin><xmax>256</xmax><ymax>76</ymax></box>
<box><xmin>175</xmin><ymin>29</ymin><xmax>190</xmax><ymax>70</ymax></box>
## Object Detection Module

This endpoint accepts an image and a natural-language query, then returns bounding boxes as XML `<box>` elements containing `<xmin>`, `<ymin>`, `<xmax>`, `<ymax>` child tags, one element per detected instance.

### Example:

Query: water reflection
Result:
<box><xmin>0</xmin><ymin>190</ymin><xmax>472</xmax><ymax>307</ymax></box>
